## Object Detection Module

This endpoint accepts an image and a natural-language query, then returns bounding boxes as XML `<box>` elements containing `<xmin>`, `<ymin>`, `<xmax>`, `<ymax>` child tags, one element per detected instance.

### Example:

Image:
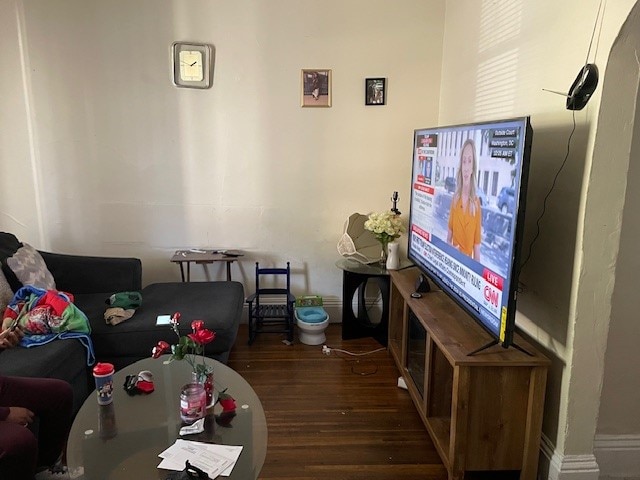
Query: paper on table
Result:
<box><xmin>215</xmin><ymin>445</ymin><xmax>243</xmax><ymax>477</ymax></box>
<box><xmin>158</xmin><ymin>448</ymin><xmax>230</xmax><ymax>478</ymax></box>
<box><xmin>158</xmin><ymin>440</ymin><xmax>243</xmax><ymax>478</ymax></box>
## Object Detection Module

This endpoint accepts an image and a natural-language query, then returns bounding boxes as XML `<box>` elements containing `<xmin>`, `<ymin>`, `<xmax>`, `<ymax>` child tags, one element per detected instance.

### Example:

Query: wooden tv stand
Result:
<box><xmin>388</xmin><ymin>268</ymin><xmax>549</xmax><ymax>480</ymax></box>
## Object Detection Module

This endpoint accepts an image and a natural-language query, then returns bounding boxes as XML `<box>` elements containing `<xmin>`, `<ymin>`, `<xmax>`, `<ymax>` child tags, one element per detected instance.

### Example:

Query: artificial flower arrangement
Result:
<box><xmin>364</xmin><ymin>210</ymin><xmax>406</xmax><ymax>256</ymax></box>
<box><xmin>151</xmin><ymin>312</ymin><xmax>237</xmax><ymax>413</ymax></box>
<box><xmin>151</xmin><ymin>312</ymin><xmax>216</xmax><ymax>378</ymax></box>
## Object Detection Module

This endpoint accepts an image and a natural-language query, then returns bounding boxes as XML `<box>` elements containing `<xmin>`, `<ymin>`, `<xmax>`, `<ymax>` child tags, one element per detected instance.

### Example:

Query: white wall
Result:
<box><xmin>438</xmin><ymin>0</ymin><xmax>638</xmax><ymax>475</ymax></box>
<box><xmin>0</xmin><ymin>0</ymin><xmax>445</xmax><ymax>306</ymax></box>
<box><xmin>594</xmin><ymin>4</ymin><xmax>640</xmax><ymax>476</ymax></box>
<box><xmin>597</xmin><ymin>3</ymin><xmax>640</xmax><ymax>435</ymax></box>
<box><xmin>0</xmin><ymin>0</ymin><xmax>41</xmax><ymax>240</ymax></box>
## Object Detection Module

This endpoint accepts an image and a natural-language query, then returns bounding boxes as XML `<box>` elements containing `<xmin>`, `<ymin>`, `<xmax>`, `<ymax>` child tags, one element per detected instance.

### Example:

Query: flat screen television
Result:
<box><xmin>407</xmin><ymin>116</ymin><xmax>533</xmax><ymax>353</ymax></box>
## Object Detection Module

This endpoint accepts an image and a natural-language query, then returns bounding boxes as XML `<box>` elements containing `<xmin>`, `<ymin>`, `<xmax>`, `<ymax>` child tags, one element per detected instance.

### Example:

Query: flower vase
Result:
<box><xmin>192</xmin><ymin>369</ymin><xmax>214</xmax><ymax>408</ymax></box>
<box><xmin>386</xmin><ymin>242</ymin><xmax>400</xmax><ymax>270</ymax></box>
<box><xmin>379</xmin><ymin>239</ymin><xmax>389</xmax><ymax>267</ymax></box>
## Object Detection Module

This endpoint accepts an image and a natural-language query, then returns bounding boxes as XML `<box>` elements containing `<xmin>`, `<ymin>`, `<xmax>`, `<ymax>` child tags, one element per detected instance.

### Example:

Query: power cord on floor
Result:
<box><xmin>321</xmin><ymin>344</ymin><xmax>386</xmax><ymax>376</ymax></box>
<box><xmin>321</xmin><ymin>345</ymin><xmax>385</xmax><ymax>356</ymax></box>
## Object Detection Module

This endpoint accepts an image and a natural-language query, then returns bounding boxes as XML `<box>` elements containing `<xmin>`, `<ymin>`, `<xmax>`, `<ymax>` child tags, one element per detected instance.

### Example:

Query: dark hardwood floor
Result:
<box><xmin>228</xmin><ymin>324</ymin><xmax>446</xmax><ymax>480</ymax></box>
<box><xmin>229</xmin><ymin>325</ymin><xmax>522</xmax><ymax>480</ymax></box>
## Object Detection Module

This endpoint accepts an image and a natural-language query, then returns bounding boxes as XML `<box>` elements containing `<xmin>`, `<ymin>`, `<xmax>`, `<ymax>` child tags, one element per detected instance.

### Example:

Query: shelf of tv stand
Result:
<box><xmin>388</xmin><ymin>267</ymin><xmax>549</xmax><ymax>480</ymax></box>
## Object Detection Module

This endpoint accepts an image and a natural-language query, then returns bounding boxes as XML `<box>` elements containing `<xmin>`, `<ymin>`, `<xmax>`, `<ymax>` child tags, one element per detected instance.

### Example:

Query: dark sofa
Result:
<box><xmin>0</xmin><ymin>233</ymin><xmax>244</xmax><ymax>414</ymax></box>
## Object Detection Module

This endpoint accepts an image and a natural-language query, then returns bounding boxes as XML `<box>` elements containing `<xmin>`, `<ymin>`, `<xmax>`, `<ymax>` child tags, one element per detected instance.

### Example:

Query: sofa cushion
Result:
<box><xmin>6</xmin><ymin>243</ymin><xmax>56</xmax><ymax>290</ymax></box>
<box><xmin>74</xmin><ymin>281</ymin><xmax>244</xmax><ymax>370</ymax></box>
<box><xmin>0</xmin><ymin>339</ymin><xmax>90</xmax><ymax>414</ymax></box>
<box><xmin>0</xmin><ymin>270</ymin><xmax>13</xmax><ymax>315</ymax></box>
<box><xmin>39</xmin><ymin>251</ymin><xmax>142</xmax><ymax>294</ymax></box>
<box><xmin>0</xmin><ymin>339</ymin><xmax>85</xmax><ymax>378</ymax></box>
<box><xmin>0</xmin><ymin>232</ymin><xmax>23</xmax><ymax>292</ymax></box>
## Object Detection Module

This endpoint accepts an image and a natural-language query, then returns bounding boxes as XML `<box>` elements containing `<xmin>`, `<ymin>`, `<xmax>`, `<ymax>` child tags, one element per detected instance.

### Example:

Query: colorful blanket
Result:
<box><xmin>3</xmin><ymin>285</ymin><xmax>95</xmax><ymax>365</ymax></box>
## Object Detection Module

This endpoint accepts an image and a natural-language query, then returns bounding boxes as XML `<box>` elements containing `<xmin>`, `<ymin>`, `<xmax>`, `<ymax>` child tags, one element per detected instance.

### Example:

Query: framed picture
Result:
<box><xmin>365</xmin><ymin>78</ymin><xmax>386</xmax><ymax>105</ymax></box>
<box><xmin>301</xmin><ymin>69</ymin><xmax>332</xmax><ymax>107</ymax></box>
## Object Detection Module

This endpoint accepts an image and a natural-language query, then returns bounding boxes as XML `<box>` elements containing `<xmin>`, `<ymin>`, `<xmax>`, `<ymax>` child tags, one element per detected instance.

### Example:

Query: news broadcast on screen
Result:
<box><xmin>408</xmin><ymin>117</ymin><xmax>532</xmax><ymax>346</ymax></box>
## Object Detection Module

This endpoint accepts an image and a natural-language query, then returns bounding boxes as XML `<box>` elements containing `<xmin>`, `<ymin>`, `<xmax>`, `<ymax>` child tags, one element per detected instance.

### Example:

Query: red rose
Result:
<box><xmin>191</xmin><ymin>320</ymin><xmax>205</xmax><ymax>332</ymax></box>
<box><xmin>188</xmin><ymin>328</ymin><xmax>216</xmax><ymax>346</ymax></box>
<box><xmin>152</xmin><ymin>340</ymin><xmax>170</xmax><ymax>358</ymax></box>
<box><xmin>219</xmin><ymin>394</ymin><xmax>236</xmax><ymax>412</ymax></box>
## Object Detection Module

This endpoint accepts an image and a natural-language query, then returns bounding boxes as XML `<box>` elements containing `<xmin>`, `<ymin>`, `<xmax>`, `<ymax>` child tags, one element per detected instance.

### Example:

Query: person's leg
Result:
<box><xmin>0</xmin><ymin>420</ymin><xmax>38</xmax><ymax>479</ymax></box>
<box><xmin>0</xmin><ymin>376</ymin><xmax>73</xmax><ymax>469</ymax></box>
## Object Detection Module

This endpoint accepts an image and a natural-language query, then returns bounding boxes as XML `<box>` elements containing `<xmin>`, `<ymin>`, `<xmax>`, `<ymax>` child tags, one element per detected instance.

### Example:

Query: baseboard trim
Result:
<box><xmin>320</xmin><ymin>299</ymin><xmax>341</xmax><ymax>323</ymax></box>
<box><xmin>594</xmin><ymin>433</ymin><xmax>640</xmax><ymax>478</ymax></box>
<box><xmin>540</xmin><ymin>433</ymin><xmax>600</xmax><ymax>480</ymax></box>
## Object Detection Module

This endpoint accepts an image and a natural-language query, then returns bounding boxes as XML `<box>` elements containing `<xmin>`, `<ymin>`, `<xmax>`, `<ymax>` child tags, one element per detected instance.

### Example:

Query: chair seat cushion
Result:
<box><xmin>296</xmin><ymin>306</ymin><xmax>328</xmax><ymax>323</ymax></box>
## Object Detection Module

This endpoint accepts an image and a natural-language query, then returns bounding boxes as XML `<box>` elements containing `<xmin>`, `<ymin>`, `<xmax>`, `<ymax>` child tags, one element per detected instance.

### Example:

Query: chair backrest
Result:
<box><xmin>254</xmin><ymin>262</ymin><xmax>291</xmax><ymax>303</ymax></box>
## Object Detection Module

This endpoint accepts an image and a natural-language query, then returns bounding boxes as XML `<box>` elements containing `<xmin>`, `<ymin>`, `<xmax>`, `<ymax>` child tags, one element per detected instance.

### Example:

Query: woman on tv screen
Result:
<box><xmin>447</xmin><ymin>138</ymin><xmax>482</xmax><ymax>261</ymax></box>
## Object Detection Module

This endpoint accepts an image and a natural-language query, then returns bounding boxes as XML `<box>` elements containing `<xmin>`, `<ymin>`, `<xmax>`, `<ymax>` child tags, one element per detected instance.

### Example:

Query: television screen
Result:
<box><xmin>407</xmin><ymin>117</ymin><xmax>533</xmax><ymax>349</ymax></box>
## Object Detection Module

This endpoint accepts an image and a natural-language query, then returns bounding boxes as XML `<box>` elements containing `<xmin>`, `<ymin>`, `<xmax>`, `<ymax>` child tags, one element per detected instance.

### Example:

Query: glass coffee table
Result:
<box><xmin>66</xmin><ymin>356</ymin><xmax>267</xmax><ymax>479</ymax></box>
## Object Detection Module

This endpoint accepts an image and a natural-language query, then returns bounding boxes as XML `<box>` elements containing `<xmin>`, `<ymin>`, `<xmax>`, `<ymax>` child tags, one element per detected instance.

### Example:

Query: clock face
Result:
<box><xmin>172</xmin><ymin>42</ymin><xmax>212</xmax><ymax>89</ymax></box>
<box><xmin>179</xmin><ymin>50</ymin><xmax>203</xmax><ymax>81</ymax></box>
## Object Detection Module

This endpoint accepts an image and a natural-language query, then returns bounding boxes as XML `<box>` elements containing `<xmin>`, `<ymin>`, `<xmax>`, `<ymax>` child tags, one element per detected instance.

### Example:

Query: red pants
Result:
<box><xmin>0</xmin><ymin>375</ymin><xmax>73</xmax><ymax>480</ymax></box>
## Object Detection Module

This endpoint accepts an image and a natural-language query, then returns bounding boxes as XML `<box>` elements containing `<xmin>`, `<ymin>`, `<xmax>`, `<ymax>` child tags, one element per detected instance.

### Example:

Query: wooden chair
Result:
<box><xmin>246</xmin><ymin>262</ymin><xmax>295</xmax><ymax>345</ymax></box>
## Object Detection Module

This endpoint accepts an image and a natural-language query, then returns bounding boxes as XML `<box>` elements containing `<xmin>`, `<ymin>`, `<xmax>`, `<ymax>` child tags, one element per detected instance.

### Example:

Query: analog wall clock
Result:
<box><xmin>172</xmin><ymin>42</ymin><xmax>213</xmax><ymax>89</ymax></box>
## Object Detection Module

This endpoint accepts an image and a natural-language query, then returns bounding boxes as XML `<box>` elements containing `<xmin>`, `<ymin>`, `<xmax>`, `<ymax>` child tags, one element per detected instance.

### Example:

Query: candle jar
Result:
<box><xmin>179</xmin><ymin>382</ymin><xmax>206</xmax><ymax>424</ymax></box>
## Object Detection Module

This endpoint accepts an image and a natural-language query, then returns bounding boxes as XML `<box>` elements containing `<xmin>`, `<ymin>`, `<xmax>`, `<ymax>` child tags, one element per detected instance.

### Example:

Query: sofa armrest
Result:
<box><xmin>39</xmin><ymin>251</ymin><xmax>142</xmax><ymax>294</ymax></box>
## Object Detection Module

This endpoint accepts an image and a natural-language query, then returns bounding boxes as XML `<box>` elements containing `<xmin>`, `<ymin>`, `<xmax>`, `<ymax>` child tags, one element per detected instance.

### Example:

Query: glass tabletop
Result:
<box><xmin>66</xmin><ymin>356</ymin><xmax>267</xmax><ymax>479</ymax></box>
<box><xmin>335</xmin><ymin>257</ymin><xmax>413</xmax><ymax>275</ymax></box>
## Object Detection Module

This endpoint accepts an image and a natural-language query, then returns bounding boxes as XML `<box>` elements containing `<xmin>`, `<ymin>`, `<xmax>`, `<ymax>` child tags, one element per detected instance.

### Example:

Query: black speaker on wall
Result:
<box><xmin>566</xmin><ymin>64</ymin><xmax>599</xmax><ymax>111</ymax></box>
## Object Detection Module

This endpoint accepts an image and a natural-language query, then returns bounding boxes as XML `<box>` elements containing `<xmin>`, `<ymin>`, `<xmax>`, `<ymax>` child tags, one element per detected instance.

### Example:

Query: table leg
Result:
<box><xmin>226</xmin><ymin>261</ymin><xmax>232</xmax><ymax>281</ymax></box>
<box><xmin>186</xmin><ymin>262</ymin><xmax>191</xmax><ymax>282</ymax></box>
<box><xmin>179</xmin><ymin>263</ymin><xmax>185</xmax><ymax>283</ymax></box>
<box><xmin>341</xmin><ymin>270</ymin><xmax>389</xmax><ymax>346</ymax></box>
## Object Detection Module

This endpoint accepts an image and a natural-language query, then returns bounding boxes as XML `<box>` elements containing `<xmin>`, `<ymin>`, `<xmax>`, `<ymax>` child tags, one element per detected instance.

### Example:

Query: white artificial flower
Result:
<box><xmin>364</xmin><ymin>211</ymin><xmax>406</xmax><ymax>243</ymax></box>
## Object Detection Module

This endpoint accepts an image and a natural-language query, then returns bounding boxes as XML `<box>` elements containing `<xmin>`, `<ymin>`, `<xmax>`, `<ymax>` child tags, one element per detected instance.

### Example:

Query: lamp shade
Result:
<box><xmin>336</xmin><ymin>213</ymin><xmax>380</xmax><ymax>264</ymax></box>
